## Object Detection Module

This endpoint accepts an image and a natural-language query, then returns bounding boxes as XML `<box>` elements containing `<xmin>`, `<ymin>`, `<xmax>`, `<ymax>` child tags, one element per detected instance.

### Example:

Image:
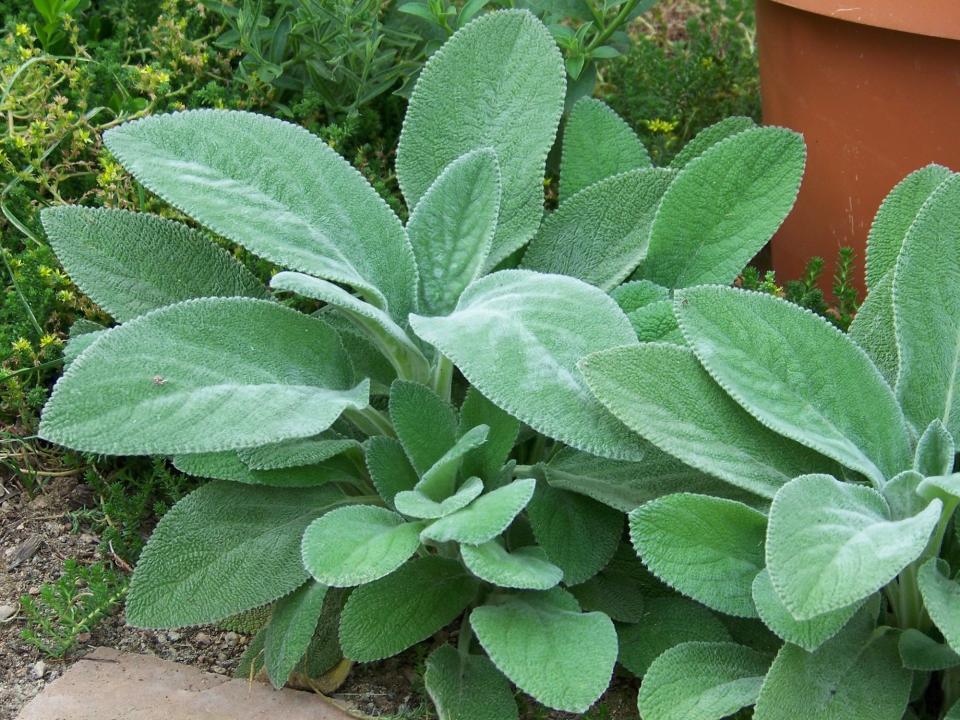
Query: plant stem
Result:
<box><xmin>585</xmin><ymin>0</ymin><xmax>642</xmax><ymax>53</ymax></box>
<box><xmin>457</xmin><ymin>616</ymin><xmax>474</xmax><ymax>657</ymax></box>
<box><xmin>343</xmin><ymin>406</ymin><xmax>396</xmax><ymax>438</ymax></box>
<box><xmin>0</xmin><ymin>358</ymin><xmax>64</xmax><ymax>384</ymax></box>
<box><xmin>431</xmin><ymin>354</ymin><xmax>454</xmax><ymax>402</ymax></box>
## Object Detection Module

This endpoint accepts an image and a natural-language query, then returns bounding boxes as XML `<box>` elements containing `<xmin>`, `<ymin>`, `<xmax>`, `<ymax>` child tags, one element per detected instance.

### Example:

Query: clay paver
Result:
<box><xmin>16</xmin><ymin>647</ymin><xmax>356</xmax><ymax>720</ymax></box>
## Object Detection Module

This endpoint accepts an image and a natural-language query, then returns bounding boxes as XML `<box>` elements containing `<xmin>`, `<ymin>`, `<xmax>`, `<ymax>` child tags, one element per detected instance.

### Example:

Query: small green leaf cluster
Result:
<box><xmin>582</xmin><ymin>163</ymin><xmax>960</xmax><ymax>719</ymax></box>
<box><xmin>38</xmin><ymin>9</ymin><xmax>811</xmax><ymax>717</ymax></box>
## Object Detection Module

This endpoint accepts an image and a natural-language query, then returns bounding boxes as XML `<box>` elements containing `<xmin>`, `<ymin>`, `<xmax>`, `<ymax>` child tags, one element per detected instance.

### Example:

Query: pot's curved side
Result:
<box><xmin>770</xmin><ymin>0</ymin><xmax>960</xmax><ymax>42</ymax></box>
<box><xmin>759</xmin><ymin>0</ymin><xmax>960</xmax><ymax>295</ymax></box>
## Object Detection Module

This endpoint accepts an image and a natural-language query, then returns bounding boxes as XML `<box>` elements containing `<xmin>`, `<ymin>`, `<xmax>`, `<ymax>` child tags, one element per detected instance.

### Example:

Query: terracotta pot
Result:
<box><xmin>756</xmin><ymin>0</ymin><xmax>960</xmax><ymax>296</ymax></box>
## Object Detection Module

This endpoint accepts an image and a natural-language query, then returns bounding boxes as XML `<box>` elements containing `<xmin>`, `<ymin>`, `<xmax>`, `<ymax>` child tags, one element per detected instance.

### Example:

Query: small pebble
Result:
<box><xmin>167</xmin><ymin>631</ymin><xmax>181</xmax><ymax>641</ymax></box>
<box><xmin>0</xmin><ymin>604</ymin><xmax>16</xmax><ymax>622</ymax></box>
<box><xmin>78</xmin><ymin>533</ymin><xmax>97</xmax><ymax>544</ymax></box>
<box><xmin>31</xmin><ymin>660</ymin><xmax>46</xmax><ymax>679</ymax></box>
<box><xmin>27</xmin><ymin>587</ymin><xmax>39</xmax><ymax>596</ymax></box>
<box><xmin>223</xmin><ymin>631</ymin><xmax>238</xmax><ymax>645</ymax></box>
<box><xmin>193</xmin><ymin>632</ymin><xmax>212</xmax><ymax>646</ymax></box>
<box><xmin>75</xmin><ymin>632</ymin><xmax>91</xmax><ymax>643</ymax></box>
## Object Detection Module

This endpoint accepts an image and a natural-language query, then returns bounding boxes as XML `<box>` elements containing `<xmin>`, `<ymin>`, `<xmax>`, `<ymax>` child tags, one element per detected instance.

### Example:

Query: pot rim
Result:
<box><xmin>767</xmin><ymin>0</ymin><xmax>960</xmax><ymax>42</ymax></box>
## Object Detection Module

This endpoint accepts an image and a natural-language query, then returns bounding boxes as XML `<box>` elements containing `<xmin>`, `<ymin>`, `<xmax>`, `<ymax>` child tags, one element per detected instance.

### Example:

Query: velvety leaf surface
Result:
<box><xmin>753</xmin><ymin>602</ymin><xmax>911</xmax><ymax>720</ymax></box>
<box><xmin>642</xmin><ymin>127</ymin><xmax>804</xmax><ymax>288</ymax></box>
<box><xmin>40</xmin><ymin>298</ymin><xmax>369</xmax><ymax>455</ymax></box>
<box><xmin>294</xmin><ymin>587</ymin><xmax>349</xmax><ymax>679</ymax></box>
<box><xmin>865</xmin><ymin>163</ymin><xmax>952</xmax><ymax>289</ymax></box>
<box><xmin>618</xmin><ymin>596</ymin><xmax>732</xmax><ymax>677</ymax></box>
<box><xmin>848</xmin><ymin>271</ymin><xmax>898</xmax><ymax>387</ymax></box>
<box><xmin>104</xmin><ymin>110</ymin><xmax>416</xmax><ymax>321</ymax></box>
<box><xmin>270</xmin><ymin>272</ymin><xmax>429</xmax><ymax>383</ymax></box>
<box><xmin>406</xmin><ymin>148</ymin><xmax>500</xmax><ymax>316</ymax></box>
<box><xmin>301</xmin><ymin>506</ymin><xmax>422</xmax><ymax>587</ymax></box>
<box><xmin>676</xmin><ymin>286</ymin><xmax>912</xmax><ymax>484</ymax></box>
<box><xmin>568</xmin><ymin>544</ymin><xmax>646</xmax><ymax>622</ymax></box>
<box><xmin>416</xmin><ymin>425</ymin><xmax>489</xmax><ymax>501</ymax></box>
<box><xmin>630</xmin><ymin>493</ymin><xmax>766</xmax><ymax>617</ymax></box>
<box><xmin>918</xmin><ymin>558</ymin><xmax>960</xmax><ymax>653</ymax></box>
<box><xmin>396</xmin><ymin>10</ymin><xmax>565</xmax><ymax>268</ymax></box>
<box><xmin>395</xmin><ymin>476</ymin><xmax>484</xmax><ymax>519</ymax></box>
<box><xmin>899</xmin><ymin>628</ymin><xmax>960</xmax><ymax>671</ymax></box>
<box><xmin>623</xmin><ymin>300</ymin><xmax>684</xmax><ymax>343</ymax></box>
<box><xmin>521</xmin><ymin>168</ymin><xmax>673</xmax><ymax>289</ymax></box>
<box><xmin>365</xmin><ymin>436</ymin><xmax>419</xmax><ymax>508</ymax></box>
<box><xmin>237</xmin><ymin>433</ymin><xmax>360</xmax><ymax>470</ymax></box>
<box><xmin>339</xmin><ymin>557</ymin><xmax>479</xmax><ymax>661</ymax></box>
<box><xmin>527</xmin><ymin>483</ymin><xmax>622</xmax><ymax>584</ymax></box>
<box><xmin>127</xmin><ymin>482</ymin><xmax>340</xmax><ymax>627</ymax></box>
<box><xmin>410</xmin><ymin>270</ymin><xmax>646</xmax><ymax>461</ymax></box>
<box><xmin>458</xmin><ymin>388</ymin><xmax>520</xmax><ymax>482</ymax></box>
<box><xmin>667</xmin><ymin>116</ymin><xmax>755</xmax><ymax>169</ymax></box>
<box><xmin>264</xmin><ymin>581</ymin><xmax>328</xmax><ymax>688</ymax></box>
<box><xmin>460</xmin><ymin>542</ymin><xmax>563</xmax><ymax>590</ymax></box>
<box><xmin>582</xmin><ymin>344</ymin><xmax>835</xmax><ymax>499</ymax></box>
<box><xmin>609</xmin><ymin>279</ymin><xmax>670</xmax><ymax>314</ymax></box>
<box><xmin>425</xmin><ymin>645</ymin><xmax>519</xmax><ymax>720</ymax></box>
<box><xmin>389</xmin><ymin>381</ymin><xmax>459</xmax><ymax>475</ymax></box>
<box><xmin>893</xmin><ymin>174</ymin><xmax>960</xmax><ymax>442</ymax></box>
<box><xmin>470</xmin><ymin>588</ymin><xmax>617</xmax><ymax>713</ymax></box>
<box><xmin>914</xmin><ymin>419</ymin><xmax>955</xmax><ymax>477</ymax></box>
<box><xmin>173</xmin><ymin>451</ymin><xmax>358</xmax><ymax>488</ymax></box>
<box><xmin>637</xmin><ymin>641</ymin><xmax>770</xmax><ymax>720</ymax></box>
<box><xmin>41</xmin><ymin>207</ymin><xmax>268</xmax><ymax>322</ymax></box>
<box><xmin>559</xmin><ymin>97</ymin><xmax>650</xmax><ymax>201</ymax></box>
<box><xmin>766</xmin><ymin>474</ymin><xmax>940</xmax><ymax>620</ymax></box>
<box><xmin>751</xmin><ymin>569</ymin><xmax>861</xmax><ymax>652</ymax></box>
<box><xmin>420</xmin><ymin>478</ymin><xmax>535</xmax><ymax>545</ymax></box>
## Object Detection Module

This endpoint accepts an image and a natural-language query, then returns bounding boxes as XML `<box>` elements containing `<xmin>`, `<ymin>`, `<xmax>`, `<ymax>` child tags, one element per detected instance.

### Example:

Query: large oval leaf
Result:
<box><xmin>582</xmin><ymin>344</ymin><xmax>836</xmax><ymax>499</ymax></box>
<box><xmin>470</xmin><ymin>588</ymin><xmax>617</xmax><ymax>713</ymax></box>
<box><xmin>521</xmin><ymin>168</ymin><xmax>674</xmax><ymax>289</ymax></box>
<box><xmin>396</xmin><ymin>10</ymin><xmax>565</xmax><ymax>268</ymax></box>
<box><xmin>559</xmin><ymin>97</ymin><xmax>650</xmax><ymax>201</ymax></box>
<box><xmin>126</xmin><ymin>481</ymin><xmax>340</xmax><ymax>627</ymax></box>
<box><xmin>676</xmin><ymin>286</ymin><xmax>912</xmax><ymax>484</ymax></box>
<box><xmin>40</xmin><ymin>298</ymin><xmax>369</xmax><ymax>455</ymax></box>
<box><xmin>642</xmin><ymin>126</ymin><xmax>804</xmax><ymax>288</ymax></box>
<box><xmin>410</xmin><ymin>270</ymin><xmax>646</xmax><ymax>460</ymax></box>
<box><xmin>425</xmin><ymin>645</ymin><xmax>519</xmax><ymax>720</ymax></box>
<box><xmin>41</xmin><ymin>206</ymin><xmax>268</xmax><ymax>322</ymax></box>
<box><xmin>406</xmin><ymin>148</ymin><xmax>501</xmax><ymax>316</ymax></box>
<box><xmin>103</xmin><ymin>110</ymin><xmax>416</xmax><ymax>321</ymax></box>
<box><xmin>893</xmin><ymin>174</ymin><xmax>960</xmax><ymax>443</ymax></box>
<box><xmin>766</xmin><ymin>474</ymin><xmax>940</xmax><ymax>620</ymax></box>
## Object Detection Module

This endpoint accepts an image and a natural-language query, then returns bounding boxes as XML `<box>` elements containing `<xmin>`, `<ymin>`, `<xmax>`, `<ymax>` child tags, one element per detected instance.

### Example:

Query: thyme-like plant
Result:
<box><xmin>582</xmin><ymin>163</ymin><xmax>960</xmax><ymax>720</ymax></box>
<box><xmin>37</xmin><ymin>10</ymin><xmax>806</xmax><ymax>716</ymax></box>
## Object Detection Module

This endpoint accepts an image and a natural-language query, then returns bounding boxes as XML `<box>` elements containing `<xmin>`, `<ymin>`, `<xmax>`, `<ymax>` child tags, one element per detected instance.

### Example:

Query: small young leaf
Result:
<box><xmin>668</xmin><ymin>116</ymin><xmax>755</xmax><ymax>169</ymax></box>
<box><xmin>918</xmin><ymin>558</ymin><xmax>960</xmax><ymax>653</ymax></box>
<box><xmin>767</xmin><ymin>474</ymin><xmax>940</xmax><ymax>620</ymax></box>
<box><xmin>751</xmin><ymin>569</ymin><xmax>862</xmax><ymax>652</ymax></box>
<box><xmin>559</xmin><ymin>97</ymin><xmax>651</xmax><ymax>201</ymax></box>
<box><xmin>397</xmin><ymin>10</ymin><xmax>565</xmax><ymax>268</ymax></box>
<box><xmin>406</xmin><ymin>148</ymin><xmax>501</xmax><ymax>316</ymax></box>
<box><xmin>264</xmin><ymin>581</ymin><xmax>328</xmax><ymax>688</ymax></box>
<box><xmin>389</xmin><ymin>381</ymin><xmax>459</xmax><ymax>475</ymax></box>
<box><xmin>365</xmin><ymin>436</ymin><xmax>419</xmax><ymax>508</ymax></box>
<box><xmin>753</xmin><ymin>601</ymin><xmax>911</xmax><ymax>720</ymax></box>
<box><xmin>127</xmin><ymin>482</ymin><xmax>340</xmax><ymax>628</ymax></box>
<box><xmin>425</xmin><ymin>645</ymin><xmax>519</xmax><ymax>720</ymax></box>
<box><xmin>41</xmin><ymin>207</ymin><xmax>268</xmax><ymax>322</ymax></box>
<box><xmin>637</xmin><ymin>641</ymin><xmax>771</xmax><ymax>720</ymax></box>
<box><xmin>104</xmin><ymin>110</ymin><xmax>417</xmax><ymax>321</ymax></box>
<box><xmin>642</xmin><ymin>127</ymin><xmax>804</xmax><ymax>289</ymax></box>
<box><xmin>271</xmin><ymin>272</ymin><xmax>430</xmax><ymax>383</ymax></box>
<box><xmin>527</xmin><ymin>483</ymin><xmax>622</xmax><ymax>585</ymax></box>
<box><xmin>458</xmin><ymin>388</ymin><xmax>520</xmax><ymax>482</ymax></box>
<box><xmin>898</xmin><ymin>628</ymin><xmax>960</xmax><ymax>671</ymax></box>
<box><xmin>882</xmin><ymin>470</ymin><xmax>927</xmax><ymax>519</ymax></box>
<box><xmin>40</xmin><ymin>298</ymin><xmax>369</xmax><ymax>456</ymax></box>
<box><xmin>339</xmin><ymin>557</ymin><xmax>479</xmax><ymax>662</ymax></box>
<box><xmin>623</xmin><ymin>300</ymin><xmax>685</xmax><ymax>343</ymax></box>
<box><xmin>470</xmin><ymin>588</ymin><xmax>618</xmax><ymax>713</ymax></box>
<box><xmin>582</xmin><ymin>344</ymin><xmax>836</xmax><ymax>499</ymax></box>
<box><xmin>460</xmin><ymin>542</ymin><xmax>563</xmax><ymax>590</ymax></box>
<box><xmin>893</xmin><ymin>174</ymin><xmax>960</xmax><ymax>443</ymax></box>
<box><xmin>301</xmin><ymin>506</ymin><xmax>422</xmax><ymax>587</ymax></box>
<box><xmin>676</xmin><ymin>286</ymin><xmax>912</xmax><ymax>484</ymax></box>
<box><xmin>410</xmin><ymin>270</ymin><xmax>647</xmax><ymax>461</ymax></box>
<box><xmin>630</xmin><ymin>493</ymin><xmax>766</xmax><ymax>617</ymax></box>
<box><xmin>521</xmin><ymin>168</ymin><xmax>674</xmax><ymax>289</ymax></box>
<box><xmin>416</xmin><ymin>425</ymin><xmax>489</xmax><ymax>501</ymax></box>
<box><xmin>420</xmin><ymin>478</ymin><xmax>535</xmax><ymax>545</ymax></box>
<box><xmin>395</xmin><ymin>476</ymin><xmax>484</xmax><ymax>519</ymax></box>
<box><xmin>914</xmin><ymin>419</ymin><xmax>956</xmax><ymax>477</ymax></box>
<box><xmin>865</xmin><ymin>163</ymin><xmax>953</xmax><ymax>289</ymax></box>
<box><xmin>609</xmin><ymin>279</ymin><xmax>670</xmax><ymax>313</ymax></box>
<box><xmin>617</xmin><ymin>596</ymin><xmax>733</xmax><ymax>677</ymax></box>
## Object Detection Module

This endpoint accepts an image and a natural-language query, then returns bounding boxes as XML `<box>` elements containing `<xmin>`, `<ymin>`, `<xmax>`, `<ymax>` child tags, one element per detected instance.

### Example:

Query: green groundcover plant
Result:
<box><xmin>37</xmin><ymin>9</ymin><xmax>815</xmax><ymax>717</ymax></box>
<box><xmin>581</xmin><ymin>162</ymin><xmax>960</xmax><ymax>720</ymax></box>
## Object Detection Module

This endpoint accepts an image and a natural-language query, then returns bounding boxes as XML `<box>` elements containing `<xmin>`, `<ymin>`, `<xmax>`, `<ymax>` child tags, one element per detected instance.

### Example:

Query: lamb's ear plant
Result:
<box><xmin>36</xmin><ymin>8</ymin><xmax>810</xmax><ymax>718</ymax></box>
<box><xmin>581</xmin><ymin>166</ymin><xmax>960</xmax><ymax>720</ymax></box>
